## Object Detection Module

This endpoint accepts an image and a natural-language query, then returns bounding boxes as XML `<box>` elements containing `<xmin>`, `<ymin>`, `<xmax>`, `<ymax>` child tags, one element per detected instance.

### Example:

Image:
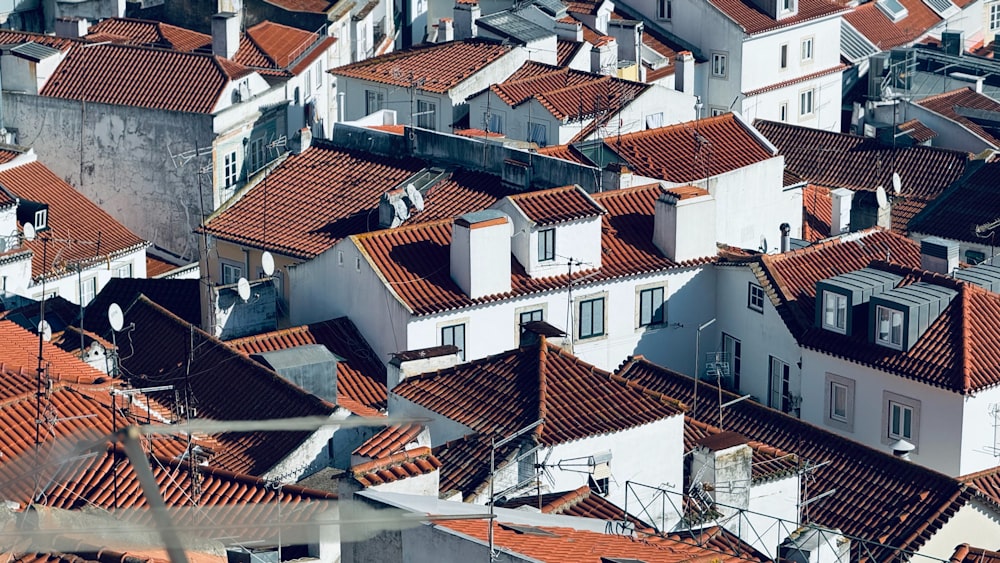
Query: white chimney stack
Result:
<box><xmin>652</xmin><ymin>188</ymin><xmax>717</xmax><ymax>263</ymax></box>
<box><xmin>920</xmin><ymin>237</ymin><xmax>959</xmax><ymax>275</ymax></box>
<box><xmin>54</xmin><ymin>16</ymin><xmax>89</xmax><ymax>38</ymax></box>
<box><xmin>439</xmin><ymin>17</ymin><xmax>455</xmax><ymax>42</ymax></box>
<box><xmin>387</xmin><ymin>346</ymin><xmax>463</xmax><ymax>390</ymax></box>
<box><xmin>830</xmin><ymin>188</ymin><xmax>853</xmax><ymax>236</ymax></box>
<box><xmin>212</xmin><ymin>12</ymin><xmax>240</xmax><ymax>59</ymax></box>
<box><xmin>689</xmin><ymin>432</ymin><xmax>752</xmax><ymax>517</ymax></box>
<box><xmin>454</xmin><ymin>0</ymin><xmax>480</xmax><ymax>40</ymax></box>
<box><xmin>674</xmin><ymin>51</ymin><xmax>694</xmax><ymax>95</ymax></box>
<box><xmin>451</xmin><ymin>210</ymin><xmax>512</xmax><ymax>299</ymax></box>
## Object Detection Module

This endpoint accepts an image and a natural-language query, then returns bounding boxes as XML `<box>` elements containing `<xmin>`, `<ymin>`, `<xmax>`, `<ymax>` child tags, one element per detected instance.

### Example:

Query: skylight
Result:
<box><xmin>876</xmin><ymin>0</ymin><xmax>909</xmax><ymax>22</ymax></box>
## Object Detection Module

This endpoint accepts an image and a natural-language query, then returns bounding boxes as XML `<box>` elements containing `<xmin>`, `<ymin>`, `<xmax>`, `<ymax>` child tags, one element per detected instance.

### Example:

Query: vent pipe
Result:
<box><xmin>780</xmin><ymin>223</ymin><xmax>791</xmax><ymax>253</ymax></box>
<box><xmin>890</xmin><ymin>438</ymin><xmax>915</xmax><ymax>460</ymax></box>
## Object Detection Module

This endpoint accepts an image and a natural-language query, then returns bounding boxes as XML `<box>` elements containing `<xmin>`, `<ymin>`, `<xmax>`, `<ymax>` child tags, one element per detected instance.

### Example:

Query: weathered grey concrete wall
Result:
<box><xmin>5</xmin><ymin>93</ymin><xmax>215</xmax><ymax>259</ymax></box>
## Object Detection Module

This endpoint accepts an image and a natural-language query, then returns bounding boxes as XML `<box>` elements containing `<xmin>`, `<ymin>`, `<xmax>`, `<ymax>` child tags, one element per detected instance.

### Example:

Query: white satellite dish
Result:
<box><xmin>38</xmin><ymin>320</ymin><xmax>52</xmax><ymax>342</ymax></box>
<box><xmin>405</xmin><ymin>183</ymin><xmax>425</xmax><ymax>212</ymax></box>
<box><xmin>108</xmin><ymin>303</ymin><xmax>124</xmax><ymax>332</ymax></box>
<box><xmin>23</xmin><ymin>222</ymin><xmax>35</xmax><ymax>242</ymax></box>
<box><xmin>261</xmin><ymin>251</ymin><xmax>275</xmax><ymax>277</ymax></box>
<box><xmin>759</xmin><ymin>235</ymin><xmax>769</xmax><ymax>254</ymax></box>
<box><xmin>392</xmin><ymin>198</ymin><xmax>410</xmax><ymax>223</ymax></box>
<box><xmin>237</xmin><ymin>277</ymin><xmax>251</xmax><ymax>301</ymax></box>
<box><xmin>876</xmin><ymin>185</ymin><xmax>889</xmax><ymax>210</ymax></box>
<box><xmin>891</xmin><ymin>172</ymin><xmax>902</xmax><ymax>195</ymax></box>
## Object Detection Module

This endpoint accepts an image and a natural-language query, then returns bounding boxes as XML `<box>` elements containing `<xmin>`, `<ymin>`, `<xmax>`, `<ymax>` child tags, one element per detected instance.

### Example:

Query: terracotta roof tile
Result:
<box><xmin>556</xmin><ymin>40</ymin><xmax>584</xmax><ymax>66</ymax></box>
<box><xmin>802</xmin><ymin>184</ymin><xmax>832</xmax><ymax>242</ymax></box>
<box><xmin>742</xmin><ymin>63</ymin><xmax>846</xmax><ymax>97</ymax></box>
<box><xmin>0</xmin><ymin>29</ymin><xmax>81</xmax><ymax>51</ymax></box>
<box><xmin>331</xmin><ymin>39</ymin><xmax>512</xmax><ymax>94</ymax></box>
<box><xmin>41</xmin><ymin>44</ymin><xmax>252</xmax><ymax>113</ymax></box>
<box><xmin>453</xmin><ymin>128</ymin><xmax>505</xmax><ymax>138</ymax></box>
<box><xmin>0</xmin><ymin>320</ymin><xmax>106</xmax><ymax>387</ymax></box>
<box><xmin>86</xmin><ymin>18</ymin><xmax>212</xmax><ymax>52</ymax></box>
<box><xmin>664</xmin><ymin>185</ymin><xmax>710</xmax><ymax>200</ymax></box>
<box><xmin>500</xmin><ymin>485</ymin><xmax>647</xmax><ymax>526</ymax></box>
<box><xmin>614</xmin><ymin>357</ymin><xmax>975</xmax><ymax>559</ymax></box>
<box><xmin>434</xmin><ymin>433</ymin><xmax>519</xmax><ymax>500</ymax></box>
<box><xmin>609</xmin><ymin>114</ymin><xmax>775</xmax><ymax>183</ymax></box>
<box><xmin>909</xmin><ymin>159</ymin><xmax>1000</xmax><ymax>243</ymax></box>
<box><xmin>949</xmin><ymin>545</ymin><xmax>1000</xmax><ymax>563</ymax></box>
<box><xmin>82</xmin><ymin>278</ymin><xmax>201</xmax><ymax>336</ymax></box>
<box><xmin>709</xmin><ymin>0</ymin><xmax>846</xmax><ymax>35</ymax></box>
<box><xmin>236</xmin><ymin>21</ymin><xmax>335</xmax><ymax>75</ymax></box>
<box><xmin>537</xmin><ymin>144</ymin><xmax>593</xmax><ymax>165</ymax></box>
<box><xmin>915</xmin><ymin>87</ymin><xmax>1000</xmax><ymax>147</ymax></box>
<box><xmin>507</xmin><ymin>185</ymin><xmax>605</xmax><ymax>225</ymax></box>
<box><xmin>146</xmin><ymin>253</ymin><xmax>180</xmax><ymax>278</ymax></box>
<box><xmin>201</xmin><ymin>142</ymin><xmax>514</xmax><ymax>259</ymax></box>
<box><xmin>355</xmin><ymin>183</ymin><xmax>712</xmax><ymax>316</ymax></box>
<box><xmin>0</xmin><ymin>158</ymin><xmax>147</xmax><ymax>280</ymax></box>
<box><xmin>898</xmin><ymin>118</ymin><xmax>937</xmax><ymax>143</ymax></box>
<box><xmin>262</xmin><ymin>0</ymin><xmax>338</xmax><ymax>12</ymax></box>
<box><xmin>754</xmin><ymin>119</ymin><xmax>970</xmax><ymax>233</ymax></box>
<box><xmin>351</xmin><ymin>446</ymin><xmax>441</xmax><ymax>486</ymax></box>
<box><xmin>962</xmin><ymin>466</ymin><xmax>1000</xmax><ymax>506</ymax></box>
<box><xmin>393</xmin><ymin>340</ymin><xmax>684</xmax><ymax>446</ymax></box>
<box><xmin>844</xmin><ymin>0</ymin><xmax>940</xmax><ymax>50</ymax></box>
<box><xmin>353</xmin><ymin>423</ymin><xmax>423</xmax><ymax>458</ymax></box>
<box><xmin>227</xmin><ymin>318</ymin><xmax>388</xmax><ymax>411</ymax></box>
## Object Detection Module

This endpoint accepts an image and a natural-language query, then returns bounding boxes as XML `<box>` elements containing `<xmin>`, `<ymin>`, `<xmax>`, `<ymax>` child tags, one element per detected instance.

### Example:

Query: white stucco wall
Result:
<box><xmin>917</xmin><ymin>500</ymin><xmax>1000</xmax><ymax>561</ymax></box>
<box><xmin>740</xmin><ymin>68</ymin><xmax>843</xmax><ymax>132</ymax></box>
<box><xmin>960</xmin><ymin>387</ymin><xmax>1000</xmax><ymax>476</ymax></box>
<box><xmin>740</xmin><ymin>17</ymin><xmax>841</xmax><ymax>95</ymax></box>
<box><xmin>24</xmin><ymin>246</ymin><xmax>147</xmax><ymax>305</ymax></box>
<box><xmin>490</xmin><ymin>198</ymin><xmax>603</xmax><ymax>277</ymax></box>
<box><xmin>744</xmin><ymin>475</ymin><xmax>800</xmax><ymax>558</ymax></box>
<box><xmin>262</xmin><ymin>410</ymin><xmax>352</xmax><ymax>483</ymax></box>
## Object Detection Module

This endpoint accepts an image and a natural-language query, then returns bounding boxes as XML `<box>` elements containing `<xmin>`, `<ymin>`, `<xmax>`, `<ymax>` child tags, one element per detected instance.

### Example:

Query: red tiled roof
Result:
<box><xmin>708</xmin><ymin>0</ymin><xmax>846</xmax><ymax>35</ymax></box>
<box><xmin>434</xmin><ymin>433</ymin><xmax>520</xmax><ymax>500</ymax></box>
<box><xmin>41</xmin><ymin>44</ymin><xmax>252</xmax><ymax>113</ymax></box>
<box><xmin>909</xmin><ymin>160</ymin><xmax>1000</xmax><ymax>243</ymax></box>
<box><xmin>844</xmin><ymin>0</ymin><xmax>940</xmax><ymax>50</ymax></box>
<box><xmin>200</xmin><ymin>142</ymin><xmax>514</xmax><ymax>259</ymax></box>
<box><xmin>351</xmin><ymin>446</ymin><xmax>441</xmax><ymax>486</ymax></box>
<box><xmin>236</xmin><ymin>21</ymin><xmax>335</xmax><ymax>75</ymax></box>
<box><xmin>0</xmin><ymin>157</ymin><xmax>147</xmax><ymax>279</ymax></box>
<box><xmin>962</xmin><ymin>466</ymin><xmax>1000</xmax><ymax>507</ymax></box>
<box><xmin>898</xmin><ymin>118</ymin><xmax>937</xmax><ymax>143</ymax></box>
<box><xmin>331</xmin><ymin>39</ymin><xmax>512</xmax><ymax>94</ymax></box>
<box><xmin>798</xmin><ymin>262</ymin><xmax>1000</xmax><ymax>394</ymax></box>
<box><xmin>665</xmin><ymin>185</ymin><xmax>710</xmax><ymax>200</ymax></box>
<box><xmin>915</xmin><ymin>87</ymin><xmax>1000</xmax><ymax>148</ymax></box>
<box><xmin>0</xmin><ymin>29</ymin><xmax>81</xmax><ymax>51</ymax></box>
<box><xmin>355</xmin><ymin>183</ymin><xmax>712</xmax><ymax>316</ymax></box>
<box><xmin>556</xmin><ymin>40</ymin><xmax>584</xmax><ymax>66</ymax></box>
<box><xmin>747</xmin><ymin>228</ymin><xmax>922</xmax><ymax>337</ymax></box>
<box><xmin>537</xmin><ymin>144</ymin><xmax>593</xmax><ymax>165</ymax></box>
<box><xmin>609</xmin><ymin>114</ymin><xmax>774</xmax><ymax>183</ymax></box>
<box><xmin>0</xmin><ymin>320</ymin><xmax>105</xmax><ymax>387</ymax></box>
<box><xmin>501</xmin><ymin>485</ymin><xmax>642</xmax><ymax>524</ymax></box>
<box><xmin>742</xmin><ymin>63</ymin><xmax>846</xmax><ymax>97</ymax></box>
<box><xmin>262</xmin><ymin>0</ymin><xmax>338</xmax><ymax>12</ymax></box>
<box><xmin>507</xmin><ymin>185</ymin><xmax>604</xmax><ymax>225</ymax></box>
<box><xmin>639</xmin><ymin>26</ymin><xmax>682</xmax><ymax>82</ymax></box>
<box><xmin>392</xmin><ymin>339</ymin><xmax>684</xmax><ymax>446</ymax></box>
<box><xmin>802</xmin><ymin>184</ymin><xmax>832</xmax><ymax>242</ymax></box>
<box><xmin>950</xmin><ymin>545</ymin><xmax>1000</xmax><ymax>563</ymax></box>
<box><xmin>227</xmin><ymin>318</ymin><xmax>388</xmax><ymax>411</ymax></box>
<box><xmin>354</xmin><ymin>423</ymin><xmax>423</xmax><ymax>458</ymax></box>
<box><xmin>614</xmin><ymin>357</ymin><xmax>977</xmax><ymax>560</ymax></box>
<box><xmin>453</xmin><ymin>128</ymin><xmax>505</xmax><ymax>138</ymax></box>
<box><xmin>86</xmin><ymin>17</ymin><xmax>212</xmax><ymax>52</ymax></box>
<box><xmin>683</xmin><ymin>418</ymin><xmax>800</xmax><ymax>482</ymax></box>
<box><xmin>754</xmin><ymin>119</ymin><xmax>970</xmax><ymax>233</ymax></box>
<box><xmin>117</xmin><ymin>296</ymin><xmax>336</xmax><ymax>475</ymax></box>
<box><xmin>146</xmin><ymin>253</ymin><xmax>180</xmax><ymax>277</ymax></box>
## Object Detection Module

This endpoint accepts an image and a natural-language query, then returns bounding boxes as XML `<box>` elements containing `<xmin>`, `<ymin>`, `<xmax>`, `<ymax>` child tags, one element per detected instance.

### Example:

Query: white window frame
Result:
<box><xmin>822</xmin><ymin>290</ymin><xmax>848</xmax><ymax>334</ymax></box>
<box><xmin>224</xmin><ymin>150</ymin><xmax>238</xmax><ymax>187</ymax></box>
<box><xmin>657</xmin><ymin>0</ymin><xmax>672</xmax><ymax>20</ymax></box>
<box><xmin>34</xmin><ymin>209</ymin><xmax>47</xmax><ymax>230</ymax></box>
<box><xmin>115</xmin><ymin>263</ymin><xmax>133</xmax><ymax>278</ymax></box>
<box><xmin>221</xmin><ymin>260</ymin><xmax>243</xmax><ymax>286</ymax></box>
<box><xmin>440</xmin><ymin>322</ymin><xmax>467</xmax><ymax>360</ymax></box>
<box><xmin>636</xmin><ymin>284</ymin><xmax>666</xmax><ymax>328</ymax></box>
<box><xmin>515</xmin><ymin>304</ymin><xmax>547</xmax><ymax>345</ymax></box>
<box><xmin>779</xmin><ymin>102</ymin><xmax>788</xmax><ymax>122</ymax></box>
<box><xmin>779</xmin><ymin>43</ymin><xmax>788</xmax><ymax>69</ymax></box>
<box><xmin>314</xmin><ymin>61</ymin><xmax>323</xmax><ymax>88</ymax></box>
<box><xmin>801</xmin><ymin>37</ymin><xmax>814</xmax><ymax>62</ymax></box>
<box><xmin>711</xmin><ymin>52</ymin><xmax>728</xmax><ymax>78</ymax></box>
<box><xmin>79</xmin><ymin>276</ymin><xmax>97</xmax><ymax>306</ymax></box>
<box><xmin>782</xmin><ymin>0</ymin><xmax>795</xmax><ymax>11</ymax></box>
<box><xmin>577</xmin><ymin>293</ymin><xmax>607</xmax><ymax>340</ymax></box>
<box><xmin>768</xmin><ymin>356</ymin><xmax>792</xmax><ymax>414</ymax></box>
<box><xmin>710</xmin><ymin>107</ymin><xmax>726</xmax><ymax>117</ymax></box>
<box><xmin>486</xmin><ymin>111</ymin><xmax>505</xmax><ymax>134</ymax></box>
<box><xmin>824</xmin><ymin>373</ymin><xmax>855</xmax><ymax>432</ymax></box>
<box><xmin>882</xmin><ymin>391</ymin><xmax>920</xmax><ymax>447</ymax></box>
<box><xmin>538</xmin><ymin>228</ymin><xmax>556</xmax><ymax>262</ymax></box>
<box><xmin>365</xmin><ymin>89</ymin><xmax>385</xmax><ymax>115</ymax></box>
<box><xmin>416</xmin><ymin>98</ymin><xmax>437</xmax><ymax>130</ymax></box>
<box><xmin>991</xmin><ymin>3</ymin><xmax>1000</xmax><ymax>30</ymax></box>
<box><xmin>528</xmin><ymin>121</ymin><xmax>547</xmax><ymax>146</ymax></box>
<box><xmin>799</xmin><ymin>89</ymin><xmax>815</xmax><ymax>117</ymax></box>
<box><xmin>247</xmin><ymin>137</ymin><xmax>265</xmax><ymax>177</ymax></box>
<box><xmin>748</xmin><ymin>282</ymin><xmax>765</xmax><ymax>313</ymax></box>
<box><xmin>722</xmin><ymin>333</ymin><xmax>741</xmax><ymax>391</ymax></box>
<box><xmin>875</xmin><ymin>305</ymin><xmax>904</xmax><ymax>350</ymax></box>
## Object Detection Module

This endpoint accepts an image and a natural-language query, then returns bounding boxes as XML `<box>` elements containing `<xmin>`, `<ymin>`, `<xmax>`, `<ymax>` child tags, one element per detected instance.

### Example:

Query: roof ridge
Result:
<box><xmin>535</xmin><ymin>338</ymin><xmax>549</xmax><ymax>442</ymax></box>
<box><xmin>541</xmin><ymin>485</ymin><xmax>591</xmax><ymax>513</ymax></box>
<box><xmin>959</xmin><ymin>286</ymin><xmax>974</xmax><ymax>394</ymax></box>
<box><xmin>916</xmin><ymin>86</ymin><xmax>976</xmax><ymax>105</ymax></box>
<box><xmin>351</xmin><ymin>445</ymin><xmax>434</xmax><ymax>475</ymax></box>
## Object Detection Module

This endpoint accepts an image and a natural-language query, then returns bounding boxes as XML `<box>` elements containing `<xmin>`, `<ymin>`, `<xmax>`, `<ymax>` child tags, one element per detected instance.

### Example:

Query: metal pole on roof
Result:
<box><xmin>692</xmin><ymin>317</ymin><xmax>716</xmax><ymax>420</ymax></box>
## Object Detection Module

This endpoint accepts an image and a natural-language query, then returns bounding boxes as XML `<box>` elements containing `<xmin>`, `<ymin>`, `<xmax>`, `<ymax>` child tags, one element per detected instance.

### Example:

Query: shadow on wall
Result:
<box><xmin>214</xmin><ymin>278</ymin><xmax>278</xmax><ymax>340</ymax></box>
<box><xmin>634</xmin><ymin>266</ymin><xmax>717</xmax><ymax>377</ymax></box>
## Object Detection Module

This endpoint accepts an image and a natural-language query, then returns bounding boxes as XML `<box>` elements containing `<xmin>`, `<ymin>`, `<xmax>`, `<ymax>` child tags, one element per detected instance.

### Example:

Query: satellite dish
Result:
<box><xmin>876</xmin><ymin>185</ymin><xmax>889</xmax><ymax>210</ymax></box>
<box><xmin>405</xmin><ymin>183</ymin><xmax>425</xmax><ymax>212</ymax></box>
<box><xmin>38</xmin><ymin>320</ymin><xmax>52</xmax><ymax>342</ymax></box>
<box><xmin>261</xmin><ymin>251</ymin><xmax>275</xmax><ymax>277</ymax></box>
<box><xmin>23</xmin><ymin>223</ymin><xmax>35</xmax><ymax>242</ymax></box>
<box><xmin>759</xmin><ymin>235</ymin><xmax>769</xmax><ymax>254</ymax></box>
<box><xmin>392</xmin><ymin>198</ymin><xmax>410</xmax><ymax>223</ymax></box>
<box><xmin>108</xmin><ymin>303</ymin><xmax>124</xmax><ymax>332</ymax></box>
<box><xmin>237</xmin><ymin>277</ymin><xmax>251</xmax><ymax>301</ymax></box>
<box><xmin>892</xmin><ymin>172</ymin><xmax>902</xmax><ymax>195</ymax></box>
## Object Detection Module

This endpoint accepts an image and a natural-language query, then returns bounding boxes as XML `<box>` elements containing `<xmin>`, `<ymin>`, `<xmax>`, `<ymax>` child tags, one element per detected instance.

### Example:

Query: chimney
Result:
<box><xmin>387</xmin><ymin>346</ymin><xmax>462</xmax><ymax>390</ymax></box>
<box><xmin>674</xmin><ymin>51</ymin><xmax>694</xmax><ymax>95</ymax></box>
<box><xmin>830</xmin><ymin>188</ymin><xmax>853</xmax><ymax>236</ymax></box>
<box><xmin>779</xmin><ymin>527</ymin><xmax>851</xmax><ymax>563</ymax></box>
<box><xmin>54</xmin><ymin>16</ymin><xmax>88</xmax><ymax>38</ymax></box>
<box><xmin>251</xmin><ymin>345</ymin><xmax>339</xmax><ymax>404</ymax></box>
<box><xmin>294</xmin><ymin>126</ymin><xmax>312</xmax><ymax>154</ymax></box>
<box><xmin>212</xmin><ymin>12</ymin><xmax>240</xmax><ymax>59</ymax></box>
<box><xmin>450</xmin><ymin>210</ymin><xmax>512</xmax><ymax>299</ymax></box>
<box><xmin>591</xmin><ymin>37</ymin><xmax>617</xmax><ymax>75</ymax></box>
<box><xmin>889</xmin><ymin>438</ymin><xmax>916</xmax><ymax>460</ymax></box>
<box><xmin>652</xmin><ymin>188</ymin><xmax>717</xmax><ymax>262</ymax></box>
<box><xmin>780</xmin><ymin>223</ymin><xmax>791</xmax><ymax>253</ymax></box>
<box><xmin>920</xmin><ymin>237</ymin><xmax>959</xmax><ymax>275</ymax></box>
<box><xmin>689</xmin><ymin>432</ymin><xmax>752</xmax><ymax>517</ymax></box>
<box><xmin>602</xmin><ymin>162</ymin><xmax>633</xmax><ymax>190</ymax></box>
<box><xmin>942</xmin><ymin>30</ymin><xmax>964</xmax><ymax>56</ymax></box>
<box><xmin>554</xmin><ymin>18</ymin><xmax>583</xmax><ymax>42</ymax></box>
<box><xmin>439</xmin><ymin>17</ymin><xmax>454</xmax><ymax>42</ymax></box>
<box><xmin>454</xmin><ymin>0</ymin><xmax>480</xmax><ymax>40</ymax></box>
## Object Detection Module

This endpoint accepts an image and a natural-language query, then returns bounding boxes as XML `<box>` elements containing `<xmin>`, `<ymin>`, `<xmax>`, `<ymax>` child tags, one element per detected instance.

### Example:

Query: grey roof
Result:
<box><xmin>841</xmin><ymin>21</ymin><xmax>879</xmax><ymax>63</ymax></box>
<box><xmin>5</xmin><ymin>41</ymin><xmax>61</xmax><ymax>62</ymax></box>
<box><xmin>954</xmin><ymin>263</ymin><xmax>1000</xmax><ymax>293</ymax></box>
<box><xmin>252</xmin><ymin>344</ymin><xmax>342</xmax><ymax>372</ymax></box>
<box><xmin>533</xmin><ymin>0</ymin><xmax>568</xmax><ymax>18</ymax></box>
<box><xmin>820</xmin><ymin>268</ymin><xmax>903</xmax><ymax>298</ymax></box>
<box><xmin>476</xmin><ymin>11</ymin><xmax>553</xmax><ymax>44</ymax></box>
<box><xmin>921</xmin><ymin>0</ymin><xmax>958</xmax><ymax>18</ymax></box>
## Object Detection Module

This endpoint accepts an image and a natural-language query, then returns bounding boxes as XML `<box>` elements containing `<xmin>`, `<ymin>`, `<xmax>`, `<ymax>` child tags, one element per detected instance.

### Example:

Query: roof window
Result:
<box><xmin>876</xmin><ymin>0</ymin><xmax>909</xmax><ymax>22</ymax></box>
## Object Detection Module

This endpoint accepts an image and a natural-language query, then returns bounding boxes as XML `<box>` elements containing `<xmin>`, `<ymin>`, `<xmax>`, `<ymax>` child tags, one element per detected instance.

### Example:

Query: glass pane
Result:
<box><xmin>640</xmin><ymin>290</ymin><xmax>652</xmax><ymax>325</ymax></box>
<box><xmin>593</xmin><ymin>299</ymin><xmax>604</xmax><ymax>335</ymax></box>
<box><xmin>903</xmin><ymin>407</ymin><xmax>912</xmax><ymax>438</ymax></box>
<box><xmin>891</xmin><ymin>403</ymin><xmax>901</xmax><ymax>436</ymax></box>
<box><xmin>580</xmin><ymin>301</ymin><xmax>593</xmax><ymax>336</ymax></box>
<box><xmin>652</xmin><ymin>288</ymin><xmax>664</xmax><ymax>324</ymax></box>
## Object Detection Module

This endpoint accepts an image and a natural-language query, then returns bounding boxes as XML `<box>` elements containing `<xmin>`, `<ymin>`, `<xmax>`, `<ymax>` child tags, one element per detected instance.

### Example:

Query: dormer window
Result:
<box><xmin>538</xmin><ymin>228</ymin><xmax>555</xmax><ymax>262</ymax></box>
<box><xmin>33</xmin><ymin>209</ymin><xmax>47</xmax><ymax>231</ymax></box>
<box><xmin>876</xmin><ymin>305</ymin><xmax>904</xmax><ymax>349</ymax></box>
<box><xmin>782</xmin><ymin>0</ymin><xmax>794</xmax><ymax>10</ymax></box>
<box><xmin>821</xmin><ymin>290</ymin><xmax>847</xmax><ymax>334</ymax></box>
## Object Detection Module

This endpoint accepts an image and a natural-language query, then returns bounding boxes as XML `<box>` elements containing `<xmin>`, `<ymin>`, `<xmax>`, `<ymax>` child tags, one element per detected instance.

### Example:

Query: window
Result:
<box><xmin>768</xmin><ymin>356</ymin><xmax>792</xmax><ymax>414</ymax></box>
<box><xmin>34</xmin><ymin>209</ymin><xmax>47</xmax><ymax>230</ymax></box>
<box><xmin>221</xmin><ymin>261</ymin><xmax>243</xmax><ymax>286</ymax></box>
<box><xmin>799</xmin><ymin>89</ymin><xmax>815</xmax><ymax>117</ymax></box>
<box><xmin>579</xmin><ymin>297</ymin><xmax>605</xmax><ymax>339</ymax></box>
<box><xmin>315</xmin><ymin>62</ymin><xmax>323</xmax><ymax>88</ymax></box>
<box><xmin>224</xmin><ymin>150</ymin><xmax>238</xmax><ymax>187</ymax></box>
<box><xmin>520</xmin><ymin>309</ymin><xmax>544</xmax><ymax>327</ymax></box>
<box><xmin>992</xmin><ymin>3</ymin><xmax>1000</xmax><ymax>30</ymax></box>
<box><xmin>966</xmin><ymin>250</ymin><xmax>986</xmax><ymax>265</ymax></box>
<box><xmin>782</xmin><ymin>0</ymin><xmax>794</xmax><ymax>10</ymax></box>
<box><xmin>528</xmin><ymin>122</ymin><xmax>547</xmax><ymax>146</ymax></box>
<box><xmin>517</xmin><ymin>307</ymin><xmax>545</xmax><ymax>345</ymax></box>
<box><xmin>801</xmin><ymin>37</ymin><xmax>813</xmax><ymax>62</ymax></box>
<box><xmin>710</xmin><ymin>108</ymin><xmax>726</xmax><ymax>117</ymax></box>
<box><xmin>779</xmin><ymin>102</ymin><xmax>788</xmax><ymax>122</ymax></box>
<box><xmin>365</xmin><ymin>90</ymin><xmax>384</xmax><ymax>114</ymax></box>
<box><xmin>889</xmin><ymin>401</ymin><xmax>914</xmax><ymax>440</ymax></box>
<box><xmin>79</xmin><ymin>277</ymin><xmax>97</xmax><ymax>306</ymax></box>
<box><xmin>638</xmin><ymin>286</ymin><xmax>665</xmax><ymax>327</ymax></box>
<box><xmin>882</xmin><ymin>391</ymin><xmax>920</xmax><ymax>446</ymax></box>
<box><xmin>337</xmin><ymin>250</ymin><xmax>344</xmax><ymax>266</ymax></box>
<box><xmin>538</xmin><ymin>228</ymin><xmax>555</xmax><ymax>262</ymax></box>
<box><xmin>779</xmin><ymin>44</ymin><xmax>788</xmax><ymax>69</ymax></box>
<box><xmin>305</xmin><ymin>69</ymin><xmax>313</xmax><ymax>98</ymax></box>
<box><xmin>722</xmin><ymin>333</ymin><xmax>741</xmax><ymax>391</ymax></box>
<box><xmin>711</xmin><ymin>52</ymin><xmax>728</xmax><ymax>78</ymax></box>
<box><xmin>824</xmin><ymin>373</ymin><xmax>855</xmax><ymax>431</ymax></box>
<box><xmin>822</xmin><ymin>290</ymin><xmax>847</xmax><ymax>333</ymax></box>
<box><xmin>748</xmin><ymin>282</ymin><xmax>765</xmax><ymax>313</ymax></box>
<box><xmin>645</xmin><ymin>113</ymin><xmax>664</xmax><ymax>129</ymax></box>
<box><xmin>115</xmin><ymin>263</ymin><xmax>133</xmax><ymax>278</ymax></box>
<box><xmin>486</xmin><ymin>112</ymin><xmax>504</xmax><ymax>134</ymax></box>
<box><xmin>657</xmin><ymin>0</ymin><xmax>672</xmax><ymax>19</ymax></box>
<box><xmin>247</xmin><ymin>137</ymin><xmax>265</xmax><ymax>176</ymax></box>
<box><xmin>441</xmin><ymin>323</ymin><xmax>466</xmax><ymax>360</ymax></box>
<box><xmin>876</xmin><ymin>305</ymin><xmax>904</xmax><ymax>349</ymax></box>
<box><xmin>416</xmin><ymin>99</ymin><xmax>437</xmax><ymax>130</ymax></box>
